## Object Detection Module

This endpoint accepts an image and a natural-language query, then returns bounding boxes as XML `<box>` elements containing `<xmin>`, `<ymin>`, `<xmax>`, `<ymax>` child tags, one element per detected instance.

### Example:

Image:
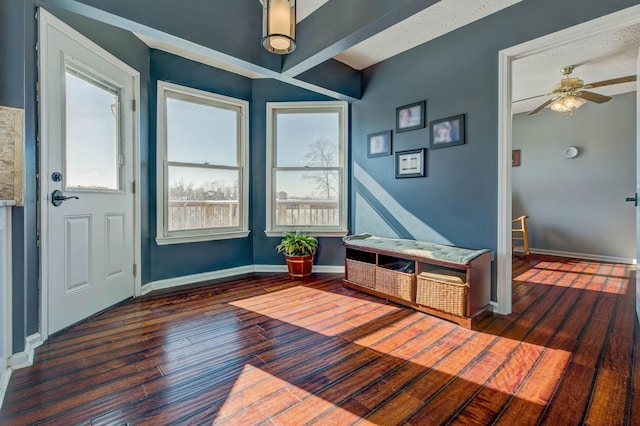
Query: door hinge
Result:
<box><xmin>119</xmin><ymin>154</ymin><xmax>124</xmax><ymax>165</ymax></box>
<box><xmin>133</xmin><ymin>263</ymin><xmax>138</xmax><ymax>277</ymax></box>
<box><xmin>132</xmin><ymin>99</ymin><xmax>136</xmax><ymax>112</ymax></box>
<box><xmin>132</xmin><ymin>181</ymin><xmax>136</xmax><ymax>193</ymax></box>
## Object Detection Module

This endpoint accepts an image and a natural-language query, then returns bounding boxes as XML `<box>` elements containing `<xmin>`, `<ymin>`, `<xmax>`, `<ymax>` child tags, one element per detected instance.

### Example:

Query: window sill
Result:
<box><xmin>264</xmin><ymin>230</ymin><xmax>348</xmax><ymax>238</ymax></box>
<box><xmin>156</xmin><ymin>230</ymin><xmax>251</xmax><ymax>245</ymax></box>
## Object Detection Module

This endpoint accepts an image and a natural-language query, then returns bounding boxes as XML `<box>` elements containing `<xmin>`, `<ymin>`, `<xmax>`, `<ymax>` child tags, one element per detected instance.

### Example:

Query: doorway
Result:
<box><xmin>38</xmin><ymin>9</ymin><xmax>141</xmax><ymax>337</ymax></box>
<box><xmin>497</xmin><ymin>5</ymin><xmax>640</xmax><ymax>315</ymax></box>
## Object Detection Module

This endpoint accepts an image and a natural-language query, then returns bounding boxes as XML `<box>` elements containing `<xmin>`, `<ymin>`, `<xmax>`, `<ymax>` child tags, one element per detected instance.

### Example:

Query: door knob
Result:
<box><xmin>51</xmin><ymin>189</ymin><xmax>79</xmax><ymax>207</ymax></box>
<box><xmin>625</xmin><ymin>193</ymin><xmax>638</xmax><ymax>207</ymax></box>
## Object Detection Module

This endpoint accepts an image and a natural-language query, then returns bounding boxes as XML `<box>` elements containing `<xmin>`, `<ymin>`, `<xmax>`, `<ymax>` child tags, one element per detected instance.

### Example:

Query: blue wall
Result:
<box><xmin>4</xmin><ymin>1</ymin><xmax>150</xmax><ymax>351</ymax></box>
<box><xmin>147</xmin><ymin>53</ymin><xmax>347</xmax><ymax>281</ymax></box>
<box><xmin>4</xmin><ymin>0</ymin><xmax>638</xmax><ymax>351</ymax></box>
<box><xmin>351</xmin><ymin>0</ymin><xmax>639</xmax><ymax>300</ymax></box>
<box><xmin>1</xmin><ymin>0</ymin><xmax>31</xmax><ymax>354</ymax></box>
<box><xmin>148</xmin><ymin>50</ymin><xmax>254</xmax><ymax>281</ymax></box>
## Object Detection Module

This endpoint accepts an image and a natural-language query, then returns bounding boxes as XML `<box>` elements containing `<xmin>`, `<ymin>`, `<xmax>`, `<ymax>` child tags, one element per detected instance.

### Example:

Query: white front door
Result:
<box><xmin>40</xmin><ymin>10</ymin><xmax>138</xmax><ymax>334</ymax></box>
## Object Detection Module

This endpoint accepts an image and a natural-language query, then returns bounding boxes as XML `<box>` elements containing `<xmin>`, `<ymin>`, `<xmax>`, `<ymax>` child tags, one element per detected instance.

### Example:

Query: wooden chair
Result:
<box><xmin>512</xmin><ymin>215</ymin><xmax>530</xmax><ymax>256</ymax></box>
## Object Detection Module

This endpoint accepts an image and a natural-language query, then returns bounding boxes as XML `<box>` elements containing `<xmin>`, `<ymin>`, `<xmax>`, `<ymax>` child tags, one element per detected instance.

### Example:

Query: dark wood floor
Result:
<box><xmin>1</xmin><ymin>255</ymin><xmax>638</xmax><ymax>425</ymax></box>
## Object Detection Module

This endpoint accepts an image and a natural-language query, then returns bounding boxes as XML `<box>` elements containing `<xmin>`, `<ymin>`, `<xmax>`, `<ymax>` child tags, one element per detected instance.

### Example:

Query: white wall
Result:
<box><xmin>0</xmin><ymin>201</ymin><xmax>14</xmax><ymax>409</ymax></box>
<box><xmin>513</xmin><ymin>92</ymin><xmax>637</xmax><ymax>260</ymax></box>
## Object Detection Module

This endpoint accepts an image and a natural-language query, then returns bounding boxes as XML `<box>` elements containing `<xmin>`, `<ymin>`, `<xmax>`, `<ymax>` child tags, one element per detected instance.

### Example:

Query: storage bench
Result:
<box><xmin>342</xmin><ymin>234</ymin><xmax>493</xmax><ymax>329</ymax></box>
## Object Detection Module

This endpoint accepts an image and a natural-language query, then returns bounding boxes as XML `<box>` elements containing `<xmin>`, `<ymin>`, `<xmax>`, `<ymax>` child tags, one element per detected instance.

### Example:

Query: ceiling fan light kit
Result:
<box><xmin>526</xmin><ymin>65</ymin><xmax>635</xmax><ymax>116</ymax></box>
<box><xmin>550</xmin><ymin>95</ymin><xmax>586</xmax><ymax>112</ymax></box>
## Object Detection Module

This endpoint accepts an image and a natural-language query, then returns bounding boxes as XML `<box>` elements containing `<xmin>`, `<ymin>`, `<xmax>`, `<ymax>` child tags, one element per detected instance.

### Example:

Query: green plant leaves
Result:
<box><xmin>275</xmin><ymin>231</ymin><xmax>318</xmax><ymax>256</ymax></box>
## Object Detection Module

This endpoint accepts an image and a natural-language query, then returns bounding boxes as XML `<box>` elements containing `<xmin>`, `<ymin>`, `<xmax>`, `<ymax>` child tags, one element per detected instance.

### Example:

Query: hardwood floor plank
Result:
<box><xmin>450</xmin><ymin>344</ymin><xmax>544</xmax><ymax>424</ymax></box>
<box><xmin>493</xmin><ymin>348</ymin><xmax>572</xmax><ymax>426</ymax></box>
<box><xmin>572</xmin><ymin>301</ymin><xmax>618</xmax><ymax>369</ymax></box>
<box><xmin>601</xmin><ymin>294</ymin><xmax>636</xmax><ymax>377</ymax></box>
<box><xmin>270</xmin><ymin>318</ymin><xmax>440</xmax><ymax>424</ymax></box>
<box><xmin>0</xmin><ymin>258</ymin><xmax>637</xmax><ymax>425</ymax></box>
<box><xmin>539</xmin><ymin>361</ymin><xmax>598</xmax><ymax>425</ymax></box>
<box><xmin>584</xmin><ymin>368</ymin><xmax>630</xmax><ymax>426</ymax></box>
<box><xmin>405</xmin><ymin>351</ymin><xmax>505</xmax><ymax>425</ymax></box>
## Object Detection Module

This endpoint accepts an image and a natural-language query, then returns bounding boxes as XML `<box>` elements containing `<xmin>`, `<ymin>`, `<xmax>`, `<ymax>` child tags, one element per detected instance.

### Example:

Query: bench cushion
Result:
<box><xmin>343</xmin><ymin>234</ymin><xmax>488</xmax><ymax>266</ymax></box>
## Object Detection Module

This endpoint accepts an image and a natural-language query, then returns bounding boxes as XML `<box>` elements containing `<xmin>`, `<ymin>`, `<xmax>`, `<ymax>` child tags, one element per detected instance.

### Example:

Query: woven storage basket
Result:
<box><xmin>416</xmin><ymin>269</ymin><xmax>468</xmax><ymax>316</ymax></box>
<box><xmin>375</xmin><ymin>266</ymin><xmax>415</xmax><ymax>301</ymax></box>
<box><xmin>346</xmin><ymin>259</ymin><xmax>376</xmax><ymax>288</ymax></box>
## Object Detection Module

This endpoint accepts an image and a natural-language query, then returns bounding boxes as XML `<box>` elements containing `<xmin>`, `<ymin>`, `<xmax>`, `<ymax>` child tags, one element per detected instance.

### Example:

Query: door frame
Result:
<box><xmin>496</xmin><ymin>4</ymin><xmax>640</xmax><ymax>315</ymax></box>
<box><xmin>38</xmin><ymin>8</ymin><xmax>141</xmax><ymax>340</ymax></box>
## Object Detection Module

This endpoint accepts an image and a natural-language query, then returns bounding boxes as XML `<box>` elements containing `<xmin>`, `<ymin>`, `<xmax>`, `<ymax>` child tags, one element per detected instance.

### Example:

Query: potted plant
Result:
<box><xmin>275</xmin><ymin>231</ymin><xmax>318</xmax><ymax>277</ymax></box>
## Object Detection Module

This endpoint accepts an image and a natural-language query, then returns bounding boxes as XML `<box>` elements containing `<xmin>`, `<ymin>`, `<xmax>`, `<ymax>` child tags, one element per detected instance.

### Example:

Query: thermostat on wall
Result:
<box><xmin>563</xmin><ymin>146</ymin><xmax>579</xmax><ymax>159</ymax></box>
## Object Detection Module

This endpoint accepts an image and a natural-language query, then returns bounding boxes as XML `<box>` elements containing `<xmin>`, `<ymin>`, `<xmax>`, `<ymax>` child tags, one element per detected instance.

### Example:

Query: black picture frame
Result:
<box><xmin>429</xmin><ymin>114</ymin><xmax>465</xmax><ymax>149</ymax></box>
<box><xmin>367</xmin><ymin>130</ymin><xmax>392</xmax><ymax>158</ymax></box>
<box><xmin>395</xmin><ymin>148</ymin><xmax>426</xmax><ymax>178</ymax></box>
<box><xmin>396</xmin><ymin>100</ymin><xmax>426</xmax><ymax>133</ymax></box>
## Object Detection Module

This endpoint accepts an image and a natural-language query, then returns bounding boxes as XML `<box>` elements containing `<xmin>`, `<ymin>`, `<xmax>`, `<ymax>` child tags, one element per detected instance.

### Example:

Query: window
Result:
<box><xmin>266</xmin><ymin>101</ymin><xmax>348</xmax><ymax>236</ymax></box>
<box><xmin>156</xmin><ymin>81</ymin><xmax>249</xmax><ymax>244</ymax></box>
<box><xmin>65</xmin><ymin>64</ymin><xmax>122</xmax><ymax>191</ymax></box>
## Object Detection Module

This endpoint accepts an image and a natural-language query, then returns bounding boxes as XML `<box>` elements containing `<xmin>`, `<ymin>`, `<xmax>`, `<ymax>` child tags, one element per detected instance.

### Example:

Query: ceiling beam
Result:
<box><xmin>282</xmin><ymin>0</ymin><xmax>440</xmax><ymax>76</ymax></box>
<box><xmin>40</xmin><ymin>0</ymin><xmax>282</xmax><ymax>74</ymax></box>
<box><xmin>39</xmin><ymin>0</ymin><xmax>362</xmax><ymax>101</ymax></box>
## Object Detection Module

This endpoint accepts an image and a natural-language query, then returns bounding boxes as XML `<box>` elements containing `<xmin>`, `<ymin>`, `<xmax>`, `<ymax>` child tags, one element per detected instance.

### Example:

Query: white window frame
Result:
<box><xmin>156</xmin><ymin>81</ymin><xmax>250</xmax><ymax>245</ymax></box>
<box><xmin>265</xmin><ymin>101</ymin><xmax>349</xmax><ymax>237</ymax></box>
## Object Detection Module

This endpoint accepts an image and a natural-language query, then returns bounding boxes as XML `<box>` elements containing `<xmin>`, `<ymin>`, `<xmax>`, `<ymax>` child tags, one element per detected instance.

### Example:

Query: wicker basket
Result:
<box><xmin>416</xmin><ymin>269</ymin><xmax>468</xmax><ymax>316</ymax></box>
<box><xmin>346</xmin><ymin>259</ymin><xmax>376</xmax><ymax>288</ymax></box>
<box><xmin>375</xmin><ymin>266</ymin><xmax>415</xmax><ymax>301</ymax></box>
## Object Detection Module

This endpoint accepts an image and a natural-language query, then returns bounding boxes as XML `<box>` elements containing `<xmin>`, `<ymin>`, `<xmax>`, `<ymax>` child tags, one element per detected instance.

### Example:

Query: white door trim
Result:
<box><xmin>496</xmin><ymin>4</ymin><xmax>640</xmax><ymax>315</ymax></box>
<box><xmin>38</xmin><ymin>8</ymin><xmax>141</xmax><ymax>340</ymax></box>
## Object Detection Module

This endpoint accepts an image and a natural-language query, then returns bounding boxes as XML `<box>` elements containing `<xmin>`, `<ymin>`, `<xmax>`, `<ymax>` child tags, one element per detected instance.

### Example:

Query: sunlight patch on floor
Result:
<box><xmin>213</xmin><ymin>364</ymin><xmax>361</xmax><ymax>424</ymax></box>
<box><xmin>230</xmin><ymin>286</ymin><xmax>400</xmax><ymax>337</ymax></box>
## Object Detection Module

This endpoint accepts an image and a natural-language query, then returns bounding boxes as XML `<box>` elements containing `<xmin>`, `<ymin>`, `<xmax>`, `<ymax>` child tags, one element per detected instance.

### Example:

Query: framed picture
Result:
<box><xmin>395</xmin><ymin>148</ymin><xmax>426</xmax><ymax>178</ymax></box>
<box><xmin>429</xmin><ymin>114</ymin><xmax>465</xmax><ymax>149</ymax></box>
<box><xmin>367</xmin><ymin>130</ymin><xmax>392</xmax><ymax>158</ymax></box>
<box><xmin>396</xmin><ymin>100</ymin><xmax>426</xmax><ymax>133</ymax></box>
<box><xmin>512</xmin><ymin>149</ymin><xmax>521</xmax><ymax>167</ymax></box>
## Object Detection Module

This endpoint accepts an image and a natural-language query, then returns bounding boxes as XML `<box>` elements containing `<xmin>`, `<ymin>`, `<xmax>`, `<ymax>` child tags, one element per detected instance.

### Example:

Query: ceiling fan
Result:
<box><xmin>525</xmin><ymin>65</ymin><xmax>636</xmax><ymax>115</ymax></box>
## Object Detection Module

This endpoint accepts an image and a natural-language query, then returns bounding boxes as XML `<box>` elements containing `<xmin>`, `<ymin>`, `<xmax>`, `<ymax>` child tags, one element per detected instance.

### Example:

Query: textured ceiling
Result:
<box><xmin>512</xmin><ymin>24</ymin><xmax>640</xmax><ymax>114</ymax></box>
<box><xmin>333</xmin><ymin>0</ymin><xmax>523</xmax><ymax>70</ymax></box>
<box><xmin>296</xmin><ymin>0</ymin><xmax>330</xmax><ymax>22</ymax></box>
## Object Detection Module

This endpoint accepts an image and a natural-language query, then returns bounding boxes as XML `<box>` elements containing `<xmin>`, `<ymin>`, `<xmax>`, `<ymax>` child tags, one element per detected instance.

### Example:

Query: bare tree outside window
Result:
<box><xmin>302</xmin><ymin>137</ymin><xmax>339</xmax><ymax>200</ymax></box>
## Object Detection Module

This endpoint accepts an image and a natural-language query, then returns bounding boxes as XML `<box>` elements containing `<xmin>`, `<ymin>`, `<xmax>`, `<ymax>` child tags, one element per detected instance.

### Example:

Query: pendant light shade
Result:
<box><xmin>262</xmin><ymin>0</ymin><xmax>296</xmax><ymax>54</ymax></box>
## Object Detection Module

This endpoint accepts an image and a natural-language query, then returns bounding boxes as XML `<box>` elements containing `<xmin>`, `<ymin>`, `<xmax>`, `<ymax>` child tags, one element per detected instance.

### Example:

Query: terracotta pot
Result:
<box><xmin>285</xmin><ymin>254</ymin><xmax>314</xmax><ymax>277</ymax></box>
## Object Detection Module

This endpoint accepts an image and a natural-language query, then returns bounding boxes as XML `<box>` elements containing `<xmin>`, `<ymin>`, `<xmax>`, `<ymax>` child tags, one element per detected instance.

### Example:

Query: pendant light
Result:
<box><xmin>262</xmin><ymin>0</ymin><xmax>296</xmax><ymax>54</ymax></box>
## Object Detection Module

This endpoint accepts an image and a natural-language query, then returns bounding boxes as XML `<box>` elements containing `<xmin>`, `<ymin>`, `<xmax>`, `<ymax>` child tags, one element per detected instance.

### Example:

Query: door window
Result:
<box><xmin>65</xmin><ymin>65</ymin><xmax>122</xmax><ymax>191</ymax></box>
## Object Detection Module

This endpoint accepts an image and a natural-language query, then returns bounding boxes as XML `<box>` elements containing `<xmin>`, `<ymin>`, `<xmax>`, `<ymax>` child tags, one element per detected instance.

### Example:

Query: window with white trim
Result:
<box><xmin>266</xmin><ymin>101</ymin><xmax>348</xmax><ymax>237</ymax></box>
<box><xmin>156</xmin><ymin>81</ymin><xmax>249</xmax><ymax>244</ymax></box>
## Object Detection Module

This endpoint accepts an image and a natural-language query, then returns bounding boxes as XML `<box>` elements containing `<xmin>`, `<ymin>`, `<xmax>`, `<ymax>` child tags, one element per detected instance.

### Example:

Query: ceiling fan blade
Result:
<box><xmin>513</xmin><ymin>92</ymin><xmax>555</xmax><ymax>103</ymax></box>
<box><xmin>585</xmin><ymin>75</ymin><xmax>636</xmax><ymax>88</ymax></box>
<box><xmin>528</xmin><ymin>97</ymin><xmax>557</xmax><ymax>115</ymax></box>
<box><xmin>577</xmin><ymin>90</ymin><xmax>611</xmax><ymax>104</ymax></box>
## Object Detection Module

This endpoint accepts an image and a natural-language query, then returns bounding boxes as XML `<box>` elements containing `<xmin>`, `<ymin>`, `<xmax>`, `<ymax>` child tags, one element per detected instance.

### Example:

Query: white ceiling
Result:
<box><xmin>302</xmin><ymin>0</ymin><xmax>639</xmax><ymax>114</ymax></box>
<box><xmin>333</xmin><ymin>0</ymin><xmax>523</xmax><ymax>70</ymax></box>
<box><xmin>512</xmin><ymin>24</ymin><xmax>640</xmax><ymax>114</ymax></box>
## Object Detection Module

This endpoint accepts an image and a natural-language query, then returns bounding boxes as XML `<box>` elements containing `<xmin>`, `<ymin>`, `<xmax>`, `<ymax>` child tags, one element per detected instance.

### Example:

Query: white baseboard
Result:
<box><xmin>253</xmin><ymin>264</ymin><xmax>345</xmax><ymax>274</ymax></box>
<box><xmin>8</xmin><ymin>332</ymin><xmax>43</xmax><ymax>370</ymax></box>
<box><xmin>142</xmin><ymin>264</ymin><xmax>345</xmax><ymax>294</ymax></box>
<box><xmin>0</xmin><ymin>366</ymin><xmax>11</xmax><ymax>412</ymax></box>
<box><xmin>142</xmin><ymin>265</ymin><xmax>256</xmax><ymax>295</ymax></box>
<box><xmin>529</xmin><ymin>248</ymin><xmax>636</xmax><ymax>265</ymax></box>
<box><xmin>636</xmin><ymin>286</ymin><xmax>640</xmax><ymax>322</ymax></box>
